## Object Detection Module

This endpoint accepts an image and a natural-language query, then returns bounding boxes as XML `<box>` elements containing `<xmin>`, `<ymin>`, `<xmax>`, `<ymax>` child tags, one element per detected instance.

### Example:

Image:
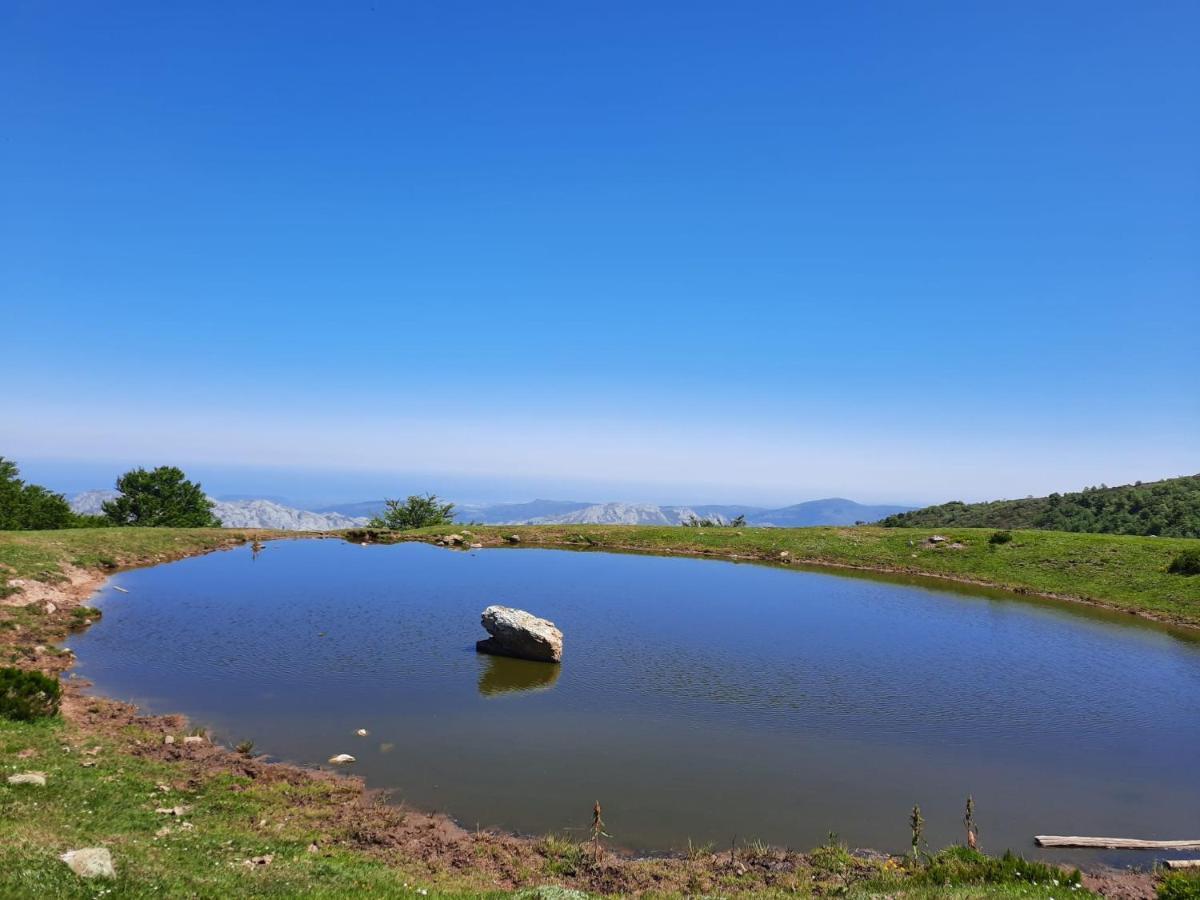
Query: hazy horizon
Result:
<box><xmin>16</xmin><ymin>455</ymin><xmax>1197</xmax><ymax>512</ymax></box>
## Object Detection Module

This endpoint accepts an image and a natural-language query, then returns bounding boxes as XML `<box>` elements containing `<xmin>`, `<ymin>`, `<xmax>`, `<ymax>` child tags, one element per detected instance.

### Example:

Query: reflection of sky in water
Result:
<box><xmin>71</xmin><ymin>540</ymin><xmax>1200</xmax><ymax>862</ymax></box>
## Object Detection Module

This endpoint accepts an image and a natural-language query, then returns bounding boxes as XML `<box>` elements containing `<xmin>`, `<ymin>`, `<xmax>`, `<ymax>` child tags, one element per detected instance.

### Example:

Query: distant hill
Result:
<box><xmin>313</xmin><ymin>500</ymin><xmax>389</xmax><ymax>519</ymax></box>
<box><xmin>878</xmin><ymin>475</ymin><xmax>1200</xmax><ymax>538</ymax></box>
<box><xmin>71</xmin><ymin>492</ymin><xmax>368</xmax><ymax>531</ymax></box>
<box><xmin>73</xmin><ymin>490</ymin><xmax>912</xmax><ymax>529</ymax></box>
<box><xmin>524</xmin><ymin>499</ymin><xmax>908</xmax><ymax>526</ymax></box>
<box><xmin>458</xmin><ymin>499</ymin><xmax>596</xmax><ymax>523</ymax></box>
<box><xmin>746</xmin><ymin>498</ymin><xmax>913</xmax><ymax>527</ymax></box>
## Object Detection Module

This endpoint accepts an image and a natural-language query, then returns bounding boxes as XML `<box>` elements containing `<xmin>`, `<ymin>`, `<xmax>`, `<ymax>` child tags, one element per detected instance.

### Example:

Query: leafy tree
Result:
<box><xmin>102</xmin><ymin>466</ymin><xmax>221</xmax><ymax>527</ymax></box>
<box><xmin>0</xmin><ymin>457</ymin><xmax>74</xmax><ymax>530</ymax></box>
<box><xmin>369</xmin><ymin>493</ymin><xmax>455</xmax><ymax>530</ymax></box>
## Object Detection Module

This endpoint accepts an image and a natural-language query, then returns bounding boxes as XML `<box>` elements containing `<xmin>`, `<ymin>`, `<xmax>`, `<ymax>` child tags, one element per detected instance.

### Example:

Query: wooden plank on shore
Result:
<box><xmin>1035</xmin><ymin>836</ymin><xmax>1200</xmax><ymax>850</ymax></box>
<box><xmin>1165</xmin><ymin>860</ymin><xmax>1200</xmax><ymax>869</ymax></box>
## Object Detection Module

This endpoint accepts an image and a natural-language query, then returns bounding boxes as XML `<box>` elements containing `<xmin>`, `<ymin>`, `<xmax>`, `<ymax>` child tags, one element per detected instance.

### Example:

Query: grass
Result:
<box><xmin>0</xmin><ymin>716</ymin><xmax>504</xmax><ymax>899</ymax></box>
<box><xmin>0</xmin><ymin>527</ymin><xmax>278</xmax><ymax>587</ymax></box>
<box><xmin>1158</xmin><ymin>870</ymin><xmax>1200</xmax><ymax>899</ymax></box>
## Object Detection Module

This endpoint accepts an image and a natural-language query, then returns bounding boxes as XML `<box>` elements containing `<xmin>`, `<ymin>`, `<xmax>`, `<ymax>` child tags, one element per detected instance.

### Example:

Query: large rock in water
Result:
<box><xmin>476</xmin><ymin>605</ymin><xmax>563</xmax><ymax>663</ymax></box>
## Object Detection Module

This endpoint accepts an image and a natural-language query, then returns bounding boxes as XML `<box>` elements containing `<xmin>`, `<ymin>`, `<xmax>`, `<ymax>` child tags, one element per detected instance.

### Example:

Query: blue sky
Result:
<box><xmin>3</xmin><ymin>1</ymin><xmax>1197</xmax><ymax>506</ymax></box>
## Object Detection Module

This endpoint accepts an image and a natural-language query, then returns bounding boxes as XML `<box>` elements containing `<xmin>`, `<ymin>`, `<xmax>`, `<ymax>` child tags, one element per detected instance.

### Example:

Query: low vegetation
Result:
<box><xmin>1168</xmin><ymin>548</ymin><xmax>1200</xmax><ymax>576</ymax></box>
<box><xmin>0</xmin><ymin>666</ymin><xmax>61</xmax><ymax>720</ymax></box>
<box><xmin>879</xmin><ymin>474</ymin><xmax>1200</xmax><ymax>538</ymax></box>
<box><xmin>369</xmin><ymin>493</ymin><xmax>457</xmax><ymax>530</ymax></box>
<box><xmin>1158</xmin><ymin>870</ymin><xmax>1200</xmax><ymax>900</ymax></box>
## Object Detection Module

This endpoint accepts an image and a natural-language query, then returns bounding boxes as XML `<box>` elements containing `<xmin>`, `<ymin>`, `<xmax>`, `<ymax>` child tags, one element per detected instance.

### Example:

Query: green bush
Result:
<box><xmin>809</xmin><ymin>832</ymin><xmax>853</xmax><ymax>875</ymax></box>
<box><xmin>988</xmin><ymin>530</ymin><xmax>1014</xmax><ymax>545</ymax></box>
<box><xmin>1159</xmin><ymin>871</ymin><xmax>1200</xmax><ymax>900</ymax></box>
<box><xmin>0</xmin><ymin>667</ymin><xmax>62</xmax><ymax>721</ymax></box>
<box><xmin>369</xmin><ymin>494</ymin><xmax>456</xmax><ymax>530</ymax></box>
<box><xmin>1167</xmin><ymin>548</ymin><xmax>1200</xmax><ymax>576</ymax></box>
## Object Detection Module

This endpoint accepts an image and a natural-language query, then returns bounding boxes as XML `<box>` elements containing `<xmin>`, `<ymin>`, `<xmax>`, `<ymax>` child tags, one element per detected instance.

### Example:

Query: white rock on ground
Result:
<box><xmin>60</xmin><ymin>848</ymin><xmax>116</xmax><ymax>879</ymax></box>
<box><xmin>476</xmin><ymin>605</ymin><xmax>563</xmax><ymax>663</ymax></box>
<box><xmin>7</xmin><ymin>772</ymin><xmax>46</xmax><ymax>786</ymax></box>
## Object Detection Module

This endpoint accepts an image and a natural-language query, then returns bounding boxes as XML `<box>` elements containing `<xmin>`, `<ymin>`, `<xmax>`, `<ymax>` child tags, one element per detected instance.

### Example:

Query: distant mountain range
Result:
<box><xmin>324</xmin><ymin>497</ymin><xmax>913</xmax><ymax>526</ymax></box>
<box><xmin>70</xmin><ymin>491</ymin><xmax>368</xmax><ymax>531</ymax></box>
<box><xmin>72</xmin><ymin>492</ymin><xmax>912</xmax><ymax>530</ymax></box>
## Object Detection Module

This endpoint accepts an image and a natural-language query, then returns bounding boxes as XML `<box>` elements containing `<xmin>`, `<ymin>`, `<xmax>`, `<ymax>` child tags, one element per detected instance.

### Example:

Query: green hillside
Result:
<box><xmin>879</xmin><ymin>474</ymin><xmax>1200</xmax><ymax>538</ymax></box>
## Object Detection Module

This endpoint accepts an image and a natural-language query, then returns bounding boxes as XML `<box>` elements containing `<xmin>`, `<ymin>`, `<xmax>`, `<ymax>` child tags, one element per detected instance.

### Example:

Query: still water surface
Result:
<box><xmin>70</xmin><ymin>540</ymin><xmax>1200</xmax><ymax>862</ymax></box>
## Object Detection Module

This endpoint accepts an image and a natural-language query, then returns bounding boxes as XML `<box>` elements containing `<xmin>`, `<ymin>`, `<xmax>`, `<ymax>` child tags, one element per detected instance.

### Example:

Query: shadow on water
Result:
<box><xmin>477</xmin><ymin>654</ymin><xmax>561</xmax><ymax>697</ymax></box>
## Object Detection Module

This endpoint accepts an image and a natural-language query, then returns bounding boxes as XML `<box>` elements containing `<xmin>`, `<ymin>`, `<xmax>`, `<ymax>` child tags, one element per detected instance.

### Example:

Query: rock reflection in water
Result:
<box><xmin>477</xmin><ymin>654</ymin><xmax>561</xmax><ymax>697</ymax></box>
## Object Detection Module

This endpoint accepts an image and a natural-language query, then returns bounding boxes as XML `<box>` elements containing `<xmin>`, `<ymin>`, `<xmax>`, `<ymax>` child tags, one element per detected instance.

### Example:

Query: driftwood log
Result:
<box><xmin>1034</xmin><ymin>836</ymin><xmax>1200</xmax><ymax>850</ymax></box>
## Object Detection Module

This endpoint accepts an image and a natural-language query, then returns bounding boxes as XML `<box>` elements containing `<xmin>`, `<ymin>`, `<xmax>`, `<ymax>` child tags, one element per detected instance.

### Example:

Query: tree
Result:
<box><xmin>369</xmin><ymin>494</ymin><xmax>455</xmax><ymax>529</ymax></box>
<box><xmin>102</xmin><ymin>466</ymin><xmax>221</xmax><ymax>527</ymax></box>
<box><xmin>0</xmin><ymin>456</ymin><xmax>74</xmax><ymax>530</ymax></box>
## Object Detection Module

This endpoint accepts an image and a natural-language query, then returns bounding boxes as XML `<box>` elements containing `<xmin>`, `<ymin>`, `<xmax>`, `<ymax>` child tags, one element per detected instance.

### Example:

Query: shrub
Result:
<box><xmin>988</xmin><ymin>530</ymin><xmax>1014</xmax><ymax>545</ymax></box>
<box><xmin>0</xmin><ymin>667</ymin><xmax>62</xmax><ymax>721</ymax></box>
<box><xmin>1167</xmin><ymin>549</ymin><xmax>1200</xmax><ymax>576</ymax></box>
<box><xmin>369</xmin><ymin>494</ymin><xmax>455</xmax><ymax>530</ymax></box>
<box><xmin>809</xmin><ymin>832</ymin><xmax>852</xmax><ymax>875</ymax></box>
<box><xmin>70</xmin><ymin>606</ymin><xmax>102</xmax><ymax>626</ymax></box>
<box><xmin>1159</xmin><ymin>871</ymin><xmax>1200</xmax><ymax>899</ymax></box>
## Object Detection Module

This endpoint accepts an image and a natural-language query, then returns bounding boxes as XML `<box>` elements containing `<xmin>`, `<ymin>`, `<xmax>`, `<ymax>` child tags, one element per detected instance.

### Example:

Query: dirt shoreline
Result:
<box><xmin>0</xmin><ymin>532</ymin><xmax>1164</xmax><ymax>897</ymax></box>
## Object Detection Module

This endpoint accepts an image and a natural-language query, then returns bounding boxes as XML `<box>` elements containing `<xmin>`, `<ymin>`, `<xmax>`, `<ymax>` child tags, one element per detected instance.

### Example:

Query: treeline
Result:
<box><xmin>0</xmin><ymin>456</ymin><xmax>221</xmax><ymax>530</ymax></box>
<box><xmin>879</xmin><ymin>474</ymin><xmax>1200</xmax><ymax>538</ymax></box>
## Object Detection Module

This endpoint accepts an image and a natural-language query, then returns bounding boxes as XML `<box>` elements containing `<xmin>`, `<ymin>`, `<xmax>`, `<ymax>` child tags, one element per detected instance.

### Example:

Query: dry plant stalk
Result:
<box><xmin>964</xmin><ymin>795</ymin><xmax>979</xmax><ymax>850</ymax></box>
<box><xmin>591</xmin><ymin>801</ymin><xmax>607</xmax><ymax>865</ymax></box>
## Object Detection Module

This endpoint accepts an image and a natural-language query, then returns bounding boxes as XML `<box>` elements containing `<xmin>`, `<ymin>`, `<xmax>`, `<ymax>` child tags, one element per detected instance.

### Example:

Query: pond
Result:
<box><xmin>69</xmin><ymin>539</ymin><xmax>1200</xmax><ymax>864</ymax></box>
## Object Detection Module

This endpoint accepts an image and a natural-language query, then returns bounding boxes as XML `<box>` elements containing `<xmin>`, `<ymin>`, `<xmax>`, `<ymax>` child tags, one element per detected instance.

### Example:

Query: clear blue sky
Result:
<box><xmin>3</xmin><ymin>1</ymin><xmax>1197</xmax><ymax>506</ymax></box>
